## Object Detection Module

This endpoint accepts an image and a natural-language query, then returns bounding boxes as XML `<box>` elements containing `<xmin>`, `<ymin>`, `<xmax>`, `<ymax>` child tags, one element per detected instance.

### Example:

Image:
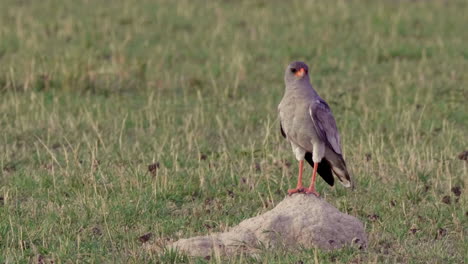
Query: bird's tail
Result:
<box><xmin>331</xmin><ymin>156</ymin><xmax>354</xmax><ymax>189</ymax></box>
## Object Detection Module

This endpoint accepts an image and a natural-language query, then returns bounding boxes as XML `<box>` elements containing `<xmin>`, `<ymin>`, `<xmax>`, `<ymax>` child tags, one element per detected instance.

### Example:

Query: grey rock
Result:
<box><xmin>168</xmin><ymin>194</ymin><xmax>367</xmax><ymax>257</ymax></box>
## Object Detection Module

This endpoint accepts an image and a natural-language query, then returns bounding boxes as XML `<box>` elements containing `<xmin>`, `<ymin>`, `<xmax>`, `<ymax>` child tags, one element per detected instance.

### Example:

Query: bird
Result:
<box><xmin>278</xmin><ymin>61</ymin><xmax>353</xmax><ymax>196</ymax></box>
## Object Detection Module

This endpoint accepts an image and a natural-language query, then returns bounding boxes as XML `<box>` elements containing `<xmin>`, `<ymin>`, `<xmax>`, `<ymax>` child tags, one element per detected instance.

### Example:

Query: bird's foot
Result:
<box><xmin>288</xmin><ymin>187</ymin><xmax>305</xmax><ymax>196</ymax></box>
<box><xmin>304</xmin><ymin>188</ymin><xmax>320</xmax><ymax>197</ymax></box>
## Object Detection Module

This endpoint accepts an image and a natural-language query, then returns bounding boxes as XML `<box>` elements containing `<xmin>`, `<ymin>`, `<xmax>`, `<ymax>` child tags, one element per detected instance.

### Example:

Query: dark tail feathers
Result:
<box><xmin>304</xmin><ymin>152</ymin><xmax>334</xmax><ymax>186</ymax></box>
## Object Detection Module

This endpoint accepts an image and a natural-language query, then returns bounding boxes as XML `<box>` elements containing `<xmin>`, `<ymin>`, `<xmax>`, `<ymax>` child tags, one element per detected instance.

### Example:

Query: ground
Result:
<box><xmin>0</xmin><ymin>0</ymin><xmax>467</xmax><ymax>263</ymax></box>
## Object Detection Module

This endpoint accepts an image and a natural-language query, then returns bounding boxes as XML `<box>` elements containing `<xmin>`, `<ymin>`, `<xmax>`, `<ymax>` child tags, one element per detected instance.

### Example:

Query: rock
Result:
<box><xmin>167</xmin><ymin>194</ymin><xmax>367</xmax><ymax>257</ymax></box>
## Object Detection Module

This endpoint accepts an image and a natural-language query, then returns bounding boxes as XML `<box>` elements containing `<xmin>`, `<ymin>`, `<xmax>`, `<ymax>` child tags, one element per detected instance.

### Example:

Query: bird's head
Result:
<box><xmin>284</xmin><ymin>61</ymin><xmax>310</xmax><ymax>85</ymax></box>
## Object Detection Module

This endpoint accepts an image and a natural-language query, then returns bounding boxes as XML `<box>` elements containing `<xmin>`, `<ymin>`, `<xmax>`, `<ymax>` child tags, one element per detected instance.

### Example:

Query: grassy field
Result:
<box><xmin>1</xmin><ymin>0</ymin><xmax>467</xmax><ymax>263</ymax></box>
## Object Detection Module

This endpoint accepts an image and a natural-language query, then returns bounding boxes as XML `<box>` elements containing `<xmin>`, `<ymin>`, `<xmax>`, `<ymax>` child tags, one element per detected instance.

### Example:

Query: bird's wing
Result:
<box><xmin>280</xmin><ymin>122</ymin><xmax>286</xmax><ymax>138</ymax></box>
<box><xmin>309</xmin><ymin>98</ymin><xmax>342</xmax><ymax>155</ymax></box>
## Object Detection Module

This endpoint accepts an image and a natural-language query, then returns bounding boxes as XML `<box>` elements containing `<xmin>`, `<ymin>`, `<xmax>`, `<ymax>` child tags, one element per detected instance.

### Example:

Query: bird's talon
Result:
<box><xmin>288</xmin><ymin>187</ymin><xmax>305</xmax><ymax>195</ymax></box>
<box><xmin>304</xmin><ymin>188</ymin><xmax>320</xmax><ymax>197</ymax></box>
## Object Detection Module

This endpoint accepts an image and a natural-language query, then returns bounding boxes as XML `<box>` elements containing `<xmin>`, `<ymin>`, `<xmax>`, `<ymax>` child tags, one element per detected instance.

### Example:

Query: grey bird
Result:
<box><xmin>278</xmin><ymin>61</ymin><xmax>353</xmax><ymax>196</ymax></box>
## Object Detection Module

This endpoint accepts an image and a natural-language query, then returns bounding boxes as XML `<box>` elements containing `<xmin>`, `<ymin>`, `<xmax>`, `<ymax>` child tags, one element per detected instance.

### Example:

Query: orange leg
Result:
<box><xmin>288</xmin><ymin>160</ymin><xmax>305</xmax><ymax>195</ymax></box>
<box><xmin>305</xmin><ymin>162</ymin><xmax>320</xmax><ymax>196</ymax></box>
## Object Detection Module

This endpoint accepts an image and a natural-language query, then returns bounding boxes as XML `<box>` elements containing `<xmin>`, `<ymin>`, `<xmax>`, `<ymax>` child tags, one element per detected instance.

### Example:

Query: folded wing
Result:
<box><xmin>309</xmin><ymin>99</ymin><xmax>342</xmax><ymax>155</ymax></box>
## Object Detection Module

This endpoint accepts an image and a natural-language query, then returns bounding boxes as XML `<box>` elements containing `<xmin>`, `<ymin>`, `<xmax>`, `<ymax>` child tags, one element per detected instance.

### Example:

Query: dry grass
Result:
<box><xmin>0</xmin><ymin>0</ymin><xmax>467</xmax><ymax>263</ymax></box>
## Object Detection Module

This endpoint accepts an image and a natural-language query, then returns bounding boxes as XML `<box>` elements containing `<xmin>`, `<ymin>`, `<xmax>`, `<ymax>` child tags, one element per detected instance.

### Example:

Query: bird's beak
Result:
<box><xmin>295</xmin><ymin>68</ymin><xmax>305</xmax><ymax>77</ymax></box>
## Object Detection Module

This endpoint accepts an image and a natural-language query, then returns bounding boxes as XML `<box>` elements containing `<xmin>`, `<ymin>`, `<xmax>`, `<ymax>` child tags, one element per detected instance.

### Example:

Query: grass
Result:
<box><xmin>0</xmin><ymin>0</ymin><xmax>467</xmax><ymax>263</ymax></box>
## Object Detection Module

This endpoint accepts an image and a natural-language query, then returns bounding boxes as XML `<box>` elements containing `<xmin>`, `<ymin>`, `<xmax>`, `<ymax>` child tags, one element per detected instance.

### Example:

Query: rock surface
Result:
<box><xmin>168</xmin><ymin>194</ymin><xmax>367</xmax><ymax>257</ymax></box>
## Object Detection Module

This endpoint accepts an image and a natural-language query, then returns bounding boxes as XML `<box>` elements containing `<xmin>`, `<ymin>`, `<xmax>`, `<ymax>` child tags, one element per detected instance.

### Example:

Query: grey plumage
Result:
<box><xmin>279</xmin><ymin>61</ymin><xmax>353</xmax><ymax>189</ymax></box>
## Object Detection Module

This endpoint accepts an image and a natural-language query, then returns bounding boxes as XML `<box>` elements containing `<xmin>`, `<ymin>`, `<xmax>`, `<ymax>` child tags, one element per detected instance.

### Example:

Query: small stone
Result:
<box><xmin>451</xmin><ymin>186</ymin><xmax>461</xmax><ymax>197</ymax></box>
<box><xmin>442</xmin><ymin>195</ymin><xmax>451</xmax><ymax>205</ymax></box>
<box><xmin>199</xmin><ymin>153</ymin><xmax>208</xmax><ymax>161</ymax></box>
<box><xmin>436</xmin><ymin>228</ymin><xmax>447</xmax><ymax>239</ymax></box>
<box><xmin>409</xmin><ymin>225</ymin><xmax>419</xmax><ymax>234</ymax></box>
<box><xmin>92</xmin><ymin>227</ymin><xmax>102</xmax><ymax>236</ymax></box>
<box><xmin>37</xmin><ymin>254</ymin><xmax>45</xmax><ymax>264</ymax></box>
<box><xmin>351</xmin><ymin>237</ymin><xmax>365</xmax><ymax>250</ymax></box>
<box><xmin>458</xmin><ymin>150</ymin><xmax>468</xmax><ymax>161</ymax></box>
<box><xmin>148</xmin><ymin>163</ymin><xmax>160</xmax><ymax>175</ymax></box>
<box><xmin>367</xmin><ymin>214</ymin><xmax>380</xmax><ymax>222</ymax></box>
<box><xmin>139</xmin><ymin>233</ymin><xmax>153</xmax><ymax>243</ymax></box>
<box><xmin>423</xmin><ymin>185</ymin><xmax>430</xmax><ymax>192</ymax></box>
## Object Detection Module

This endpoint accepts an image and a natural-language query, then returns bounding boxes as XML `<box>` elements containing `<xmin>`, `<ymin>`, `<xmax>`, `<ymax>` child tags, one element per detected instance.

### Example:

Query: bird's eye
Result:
<box><xmin>291</xmin><ymin>68</ymin><xmax>297</xmax><ymax>73</ymax></box>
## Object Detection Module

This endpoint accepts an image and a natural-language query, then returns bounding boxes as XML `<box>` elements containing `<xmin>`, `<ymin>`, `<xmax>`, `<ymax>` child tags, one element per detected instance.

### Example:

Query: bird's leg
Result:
<box><xmin>305</xmin><ymin>162</ymin><xmax>320</xmax><ymax>196</ymax></box>
<box><xmin>288</xmin><ymin>160</ymin><xmax>305</xmax><ymax>195</ymax></box>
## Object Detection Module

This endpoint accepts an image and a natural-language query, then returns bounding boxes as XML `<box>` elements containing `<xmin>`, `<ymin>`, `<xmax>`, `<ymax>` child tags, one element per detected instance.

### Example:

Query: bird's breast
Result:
<box><xmin>279</xmin><ymin>100</ymin><xmax>318</xmax><ymax>152</ymax></box>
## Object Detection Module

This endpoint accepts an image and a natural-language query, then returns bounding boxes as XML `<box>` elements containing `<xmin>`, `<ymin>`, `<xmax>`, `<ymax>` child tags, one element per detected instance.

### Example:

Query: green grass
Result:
<box><xmin>0</xmin><ymin>0</ymin><xmax>467</xmax><ymax>263</ymax></box>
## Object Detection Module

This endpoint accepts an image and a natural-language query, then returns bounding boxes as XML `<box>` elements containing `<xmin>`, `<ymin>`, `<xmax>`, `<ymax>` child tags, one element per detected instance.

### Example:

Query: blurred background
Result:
<box><xmin>0</xmin><ymin>0</ymin><xmax>467</xmax><ymax>263</ymax></box>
